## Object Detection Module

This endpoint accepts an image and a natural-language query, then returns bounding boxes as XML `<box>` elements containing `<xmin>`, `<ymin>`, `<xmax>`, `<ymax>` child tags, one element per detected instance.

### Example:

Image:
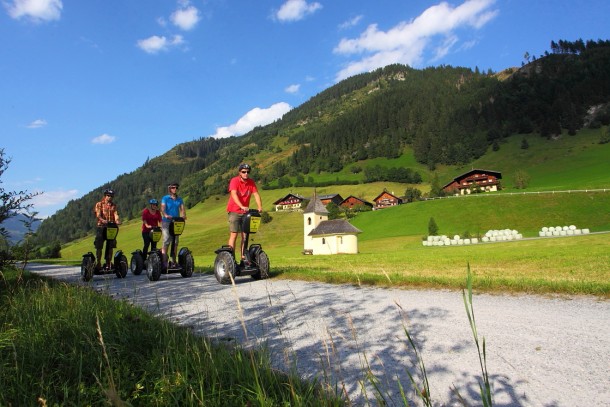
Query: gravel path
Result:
<box><xmin>28</xmin><ymin>264</ymin><xmax>610</xmax><ymax>406</ymax></box>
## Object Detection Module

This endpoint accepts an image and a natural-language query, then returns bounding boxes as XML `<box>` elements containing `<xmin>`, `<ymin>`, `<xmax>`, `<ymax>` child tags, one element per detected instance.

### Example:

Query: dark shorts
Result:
<box><xmin>228</xmin><ymin>212</ymin><xmax>244</xmax><ymax>233</ymax></box>
<box><xmin>94</xmin><ymin>227</ymin><xmax>117</xmax><ymax>250</ymax></box>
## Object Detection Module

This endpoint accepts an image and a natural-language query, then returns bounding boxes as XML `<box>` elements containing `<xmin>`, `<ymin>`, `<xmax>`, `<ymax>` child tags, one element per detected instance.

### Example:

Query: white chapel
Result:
<box><xmin>303</xmin><ymin>193</ymin><xmax>362</xmax><ymax>255</ymax></box>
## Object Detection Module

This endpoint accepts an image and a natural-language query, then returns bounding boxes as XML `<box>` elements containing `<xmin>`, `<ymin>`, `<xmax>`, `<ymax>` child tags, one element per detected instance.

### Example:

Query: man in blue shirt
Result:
<box><xmin>161</xmin><ymin>182</ymin><xmax>186</xmax><ymax>268</ymax></box>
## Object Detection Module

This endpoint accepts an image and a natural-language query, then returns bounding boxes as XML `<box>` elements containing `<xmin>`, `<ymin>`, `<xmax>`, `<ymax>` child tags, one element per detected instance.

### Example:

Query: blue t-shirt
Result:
<box><xmin>161</xmin><ymin>194</ymin><xmax>184</xmax><ymax>221</ymax></box>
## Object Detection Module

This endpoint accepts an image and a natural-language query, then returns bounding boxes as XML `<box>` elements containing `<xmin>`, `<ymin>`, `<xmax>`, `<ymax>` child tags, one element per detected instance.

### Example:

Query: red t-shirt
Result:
<box><xmin>141</xmin><ymin>208</ymin><xmax>162</xmax><ymax>232</ymax></box>
<box><xmin>226</xmin><ymin>176</ymin><xmax>258</xmax><ymax>213</ymax></box>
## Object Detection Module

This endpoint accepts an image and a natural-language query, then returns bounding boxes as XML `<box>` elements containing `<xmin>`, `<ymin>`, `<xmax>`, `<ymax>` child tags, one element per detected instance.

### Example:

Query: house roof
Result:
<box><xmin>303</xmin><ymin>192</ymin><xmax>329</xmax><ymax>214</ymax></box>
<box><xmin>308</xmin><ymin>219</ymin><xmax>362</xmax><ymax>236</ymax></box>
<box><xmin>273</xmin><ymin>193</ymin><xmax>304</xmax><ymax>205</ymax></box>
<box><xmin>442</xmin><ymin>169</ymin><xmax>503</xmax><ymax>189</ymax></box>
<box><xmin>373</xmin><ymin>190</ymin><xmax>401</xmax><ymax>202</ymax></box>
<box><xmin>340</xmin><ymin>195</ymin><xmax>373</xmax><ymax>206</ymax></box>
<box><xmin>317</xmin><ymin>193</ymin><xmax>342</xmax><ymax>201</ymax></box>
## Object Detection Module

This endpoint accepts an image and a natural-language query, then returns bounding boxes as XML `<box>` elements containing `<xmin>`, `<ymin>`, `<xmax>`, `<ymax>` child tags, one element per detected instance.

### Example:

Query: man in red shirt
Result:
<box><xmin>226</xmin><ymin>163</ymin><xmax>263</xmax><ymax>258</ymax></box>
<box><xmin>94</xmin><ymin>188</ymin><xmax>121</xmax><ymax>269</ymax></box>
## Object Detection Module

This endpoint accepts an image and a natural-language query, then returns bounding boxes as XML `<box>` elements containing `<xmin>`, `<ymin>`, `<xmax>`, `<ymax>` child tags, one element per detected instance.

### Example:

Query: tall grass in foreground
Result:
<box><xmin>0</xmin><ymin>269</ymin><xmax>342</xmax><ymax>406</ymax></box>
<box><xmin>2</xmin><ymin>266</ymin><xmax>495</xmax><ymax>406</ymax></box>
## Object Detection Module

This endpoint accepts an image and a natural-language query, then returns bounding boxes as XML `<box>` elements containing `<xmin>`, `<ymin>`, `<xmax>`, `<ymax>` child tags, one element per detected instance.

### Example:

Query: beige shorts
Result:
<box><xmin>228</xmin><ymin>212</ymin><xmax>245</xmax><ymax>233</ymax></box>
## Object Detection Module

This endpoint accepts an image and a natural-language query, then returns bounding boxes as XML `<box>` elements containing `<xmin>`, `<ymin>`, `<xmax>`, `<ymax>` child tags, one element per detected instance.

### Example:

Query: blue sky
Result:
<box><xmin>1</xmin><ymin>0</ymin><xmax>608</xmax><ymax>218</ymax></box>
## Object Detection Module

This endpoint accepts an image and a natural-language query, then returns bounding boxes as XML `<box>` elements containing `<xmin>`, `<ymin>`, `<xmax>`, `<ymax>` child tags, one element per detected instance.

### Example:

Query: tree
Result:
<box><xmin>428</xmin><ymin>217</ymin><xmax>439</xmax><ymax>236</ymax></box>
<box><xmin>513</xmin><ymin>170</ymin><xmax>531</xmax><ymax>189</ymax></box>
<box><xmin>520</xmin><ymin>137</ymin><xmax>529</xmax><ymax>149</ymax></box>
<box><xmin>0</xmin><ymin>149</ymin><xmax>41</xmax><ymax>269</ymax></box>
<box><xmin>404</xmin><ymin>187</ymin><xmax>422</xmax><ymax>203</ymax></box>
<box><xmin>326</xmin><ymin>203</ymin><xmax>342</xmax><ymax>220</ymax></box>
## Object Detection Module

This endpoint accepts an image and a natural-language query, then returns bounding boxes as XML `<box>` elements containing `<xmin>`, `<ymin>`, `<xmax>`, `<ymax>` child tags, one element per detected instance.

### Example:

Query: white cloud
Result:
<box><xmin>26</xmin><ymin>119</ymin><xmax>47</xmax><ymax>128</ymax></box>
<box><xmin>91</xmin><ymin>133</ymin><xmax>116</xmax><ymax>144</ymax></box>
<box><xmin>4</xmin><ymin>0</ymin><xmax>62</xmax><ymax>22</ymax></box>
<box><xmin>339</xmin><ymin>15</ymin><xmax>363</xmax><ymax>30</ymax></box>
<box><xmin>333</xmin><ymin>0</ymin><xmax>498</xmax><ymax>81</ymax></box>
<box><xmin>275</xmin><ymin>0</ymin><xmax>322</xmax><ymax>22</ymax></box>
<box><xmin>31</xmin><ymin>188</ymin><xmax>78</xmax><ymax>208</ymax></box>
<box><xmin>285</xmin><ymin>84</ymin><xmax>300</xmax><ymax>94</ymax></box>
<box><xmin>137</xmin><ymin>35</ymin><xmax>184</xmax><ymax>54</ymax></box>
<box><xmin>211</xmin><ymin>102</ymin><xmax>292</xmax><ymax>139</ymax></box>
<box><xmin>170</xmin><ymin>5</ymin><xmax>200</xmax><ymax>30</ymax></box>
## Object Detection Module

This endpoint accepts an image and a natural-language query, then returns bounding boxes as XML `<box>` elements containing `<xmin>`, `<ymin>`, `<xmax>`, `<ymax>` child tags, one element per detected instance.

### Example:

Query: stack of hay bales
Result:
<box><xmin>422</xmin><ymin>234</ymin><xmax>479</xmax><ymax>246</ymax></box>
<box><xmin>538</xmin><ymin>225</ymin><xmax>590</xmax><ymax>237</ymax></box>
<box><xmin>481</xmin><ymin>229</ymin><xmax>523</xmax><ymax>243</ymax></box>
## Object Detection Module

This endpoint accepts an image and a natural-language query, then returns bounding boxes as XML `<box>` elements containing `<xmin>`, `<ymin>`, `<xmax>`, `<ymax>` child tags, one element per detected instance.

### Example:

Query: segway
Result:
<box><xmin>81</xmin><ymin>222</ymin><xmax>128</xmax><ymax>281</ymax></box>
<box><xmin>214</xmin><ymin>209</ymin><xmax>270</xmax><ymax>284</ymax></box>
<box><xmin>146</xmin><ymin>217</ymin><xmax>194</xmax><ymax>281</ymax></box>
<box><xmin>130</xmin><ymin>227</ymin><xmax>162</xmax><ymax>275</ymax></box>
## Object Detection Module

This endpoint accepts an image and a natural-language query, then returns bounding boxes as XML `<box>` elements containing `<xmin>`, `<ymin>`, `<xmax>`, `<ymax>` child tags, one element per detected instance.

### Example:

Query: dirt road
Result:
<box><xmin>28</xmin><ymin>264</ymin><xmax>610</xmax><ymax>406</ymax></box>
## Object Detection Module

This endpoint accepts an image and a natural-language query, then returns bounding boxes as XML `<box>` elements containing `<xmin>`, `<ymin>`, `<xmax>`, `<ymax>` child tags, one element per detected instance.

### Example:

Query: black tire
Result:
<box><xmin>116</xmin><ymin>254</ymin><xmax>128</xmax><ymax>278</ymax></box>
<box><xmin>251</xmin><ymin>251</ymin><xmax>270</xmax><ymax>280</ymax></box>
<box><xmin>130</xmin><ymin>252</ymin><xmax>144</xmax><ymax>275</ymax></box>
<box><xmin>214</xmin><ymin>251</ymin><xmax>236</xmax><ymax>284</ymax></box>
<box><xmin>147</xmin><ymin>252</ymin><xmax>162</xmax><ymax>281</ymax></box>
<box><xmin>180</xmin><ymin>251</ymin><xmax>194</xmax><ymax>278</ymax></box>
<box><xmin>81</xmin><ymin>256</ymin><xmax>94</xmax><ymax>282</ymax></box>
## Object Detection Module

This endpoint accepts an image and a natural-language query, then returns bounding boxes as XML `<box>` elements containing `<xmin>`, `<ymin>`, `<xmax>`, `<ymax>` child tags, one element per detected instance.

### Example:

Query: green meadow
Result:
<box><xmin>54</xmin><ymin>129</ymin><xmax>610</xmax><ymax>296</ymax></box>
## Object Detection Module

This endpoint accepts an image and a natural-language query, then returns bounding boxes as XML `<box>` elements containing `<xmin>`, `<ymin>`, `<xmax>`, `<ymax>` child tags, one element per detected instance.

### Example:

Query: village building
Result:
<box><xmin>372</xmin><ymin>190</ymin><xmax>403</xmax><ymax>210</ymax></box>
<box><xmin>442</xmin><ymin>169</ymin><xmax>502</xmax><ymax>195</ymax></box>
<box><xmin>317</xmin><ymin>193</ymin><xmax>344</xmax><ymax>206</ymax></box>
<box><xmin>303</xmin><ymin>193</ymin><xmax>362</xmax><ymax>255</ymax></box>
<box><xmin>273</xmin><ymin>193</ymin><xmax>305</xmax><ymax>211</ymax></box>
<box><xmin>340</xmin><ymin>195</ymin><xmax>373</xmax><ymax>211</ymax></box>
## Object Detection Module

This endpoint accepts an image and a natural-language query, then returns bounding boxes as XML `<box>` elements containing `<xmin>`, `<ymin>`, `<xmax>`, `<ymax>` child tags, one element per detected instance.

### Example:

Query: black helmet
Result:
<box><xmin>238</xmin><ymin>163</ymin><xmax>251</xmax><ymax>171</ymax></box>
<box><xmin>103</xmin><ymin>188</ymin><xmax>115</xmax><ymax>196</ymax></box>
<box><xmin>149</xmin><ymin>199</ymin><xmax>158</xmax><ymax>205</ymax></box>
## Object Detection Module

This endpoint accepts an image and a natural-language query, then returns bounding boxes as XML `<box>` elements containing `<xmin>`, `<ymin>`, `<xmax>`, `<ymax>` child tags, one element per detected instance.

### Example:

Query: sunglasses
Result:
<box><xmin>169</xmin><ymin>186</ymin><xmax>178</xmax><ymax>189</ymax></box>
<box><xmin>240</xmin><ymin>170</ymin><xmax>250</xmax><ymax>174</ymax></box>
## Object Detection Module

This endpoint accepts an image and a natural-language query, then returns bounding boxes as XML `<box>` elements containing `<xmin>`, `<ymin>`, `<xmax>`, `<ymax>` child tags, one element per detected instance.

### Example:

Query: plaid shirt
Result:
<box><xmin>95</xmin><ymin>200</ymin><xmax>119</xmax><ymax>226</ymax></box>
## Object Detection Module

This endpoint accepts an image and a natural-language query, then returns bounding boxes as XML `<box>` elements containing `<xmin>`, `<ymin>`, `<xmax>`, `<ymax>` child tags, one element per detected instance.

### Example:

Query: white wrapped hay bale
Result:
<box><xmin>482</xmin><ymin>236</ymin><xmax>490</xmax><ymax>242</ymax></box>
<box><xmin>583</xmin><ymin>228</ymin><xmax>590</xmax><ymax>234</ymax></box>
<box><xmin>451</xmin><ymin>239</ymin><xmax>458</xmax><ymax>245</ymax></box>
<box><xmin>575</xmin><ymin>229</ymin><xmax>582</xmax><ymax>235</ymax></box>
<box><xmin>464</xmin><ymin>239</ymin><xmax>471</xmax><ymax>245</ymax></box>
<box><xmin>516</xmin><ymin>234</ymin><xmax>523</xmax><ymax>239</ymax></box>
<box><xmin>471</xmin><ymin>238</ymin><xmax>479</xmax><ymax>244</ymax></box>
<box><xmin>539</xmin><ymin>231</ymin><xmax>546</xmax><ymax>237</ymax></box>
<box><xmin>458</xmin><ymin>239</ymin><xmax>464</xmax><ymax>245</ymax></box>
<box><xmin>542</xmin><ymin>226</ymin><xmax>549</xmax><ymax>232</ymax></box>
<box><xmin>422</xmin><ymin>241</ymin><xmax>429</xmax><ymax>246</ymax></box>
<box><xmin>454</xmin><ymin>235</ymin><xmax>461</xmax><ymax>240</ymax></box>
<box><xmin>569</xmin><ymin>225</ymin><xmax>576</xmax><ymax>230</ymax></box>
<box><xmin>545</xmin><ymin>231</ymin><xmax>553</xmax><ymax>237</ymax></box>
<box><xmin>560</xmin><ymin>230</ymin><xmax>567</xmax><ymax>236</ymax></box>
<box><xmin>567</xmin><ymin>230</ymin><xmax>574</xmax><ymax>236</ymax></box>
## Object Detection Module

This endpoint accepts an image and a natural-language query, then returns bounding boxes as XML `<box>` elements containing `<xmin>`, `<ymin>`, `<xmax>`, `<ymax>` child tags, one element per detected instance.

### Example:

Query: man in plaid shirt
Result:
<box><xmin>94</xmin><ymin>188</ymin><xmax>121</xmax><ymax>269</ymax></box>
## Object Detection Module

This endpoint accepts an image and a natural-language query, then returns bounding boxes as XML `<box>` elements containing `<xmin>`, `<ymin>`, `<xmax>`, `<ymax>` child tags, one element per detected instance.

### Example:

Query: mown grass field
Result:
<box><xmin>55</xmin><ymin>129</ymin><xmax>610</xmax><ymax>296</ymax></box>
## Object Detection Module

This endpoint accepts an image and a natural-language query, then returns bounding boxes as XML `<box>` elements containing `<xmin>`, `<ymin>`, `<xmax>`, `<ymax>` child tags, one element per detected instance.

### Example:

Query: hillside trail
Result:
<box><xmin>27</xmin><ymin>263</ymin><xmax>610</xmax><ymax>407</ymax></box>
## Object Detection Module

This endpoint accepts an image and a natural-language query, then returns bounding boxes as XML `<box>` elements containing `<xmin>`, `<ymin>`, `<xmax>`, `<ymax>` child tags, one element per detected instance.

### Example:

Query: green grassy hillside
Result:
<box><xmin>57</xmin><ymin>130</ymin><xmax>610</xmax><ymax>296</ymax></box>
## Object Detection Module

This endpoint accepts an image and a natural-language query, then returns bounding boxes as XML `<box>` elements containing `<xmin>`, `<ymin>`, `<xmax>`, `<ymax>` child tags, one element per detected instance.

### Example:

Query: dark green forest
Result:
<box><xmin>33</xmin><ymin>39</ymin><xmax>610</xmax><ymax>245</ymax></box>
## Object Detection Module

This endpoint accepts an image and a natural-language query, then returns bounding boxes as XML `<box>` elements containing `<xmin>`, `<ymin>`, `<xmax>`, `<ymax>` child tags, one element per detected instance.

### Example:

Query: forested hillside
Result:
<box><xmin>35</xmin><ymin>39</ymin><xmax>610</xmax><ymax>245</ymax></box>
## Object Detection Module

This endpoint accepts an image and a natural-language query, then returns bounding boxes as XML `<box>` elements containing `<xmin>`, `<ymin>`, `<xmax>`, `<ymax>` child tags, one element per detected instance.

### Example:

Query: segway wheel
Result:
<box><xmin>147</xmin><ymin>252</ymin><xmax>162</xmax><ymax>281</ymax></box>
<box><xmin>251</xmin><ymin>251</ymin><xmax>270</xmax><ymax>280</ymax></box>
<box><xmin>115</xmin><ymin>254</ymin><xmax>128</xmax><ymax>278</ymax></box>
<box><xmin>180</xmin><ymin>251</ymin><xmax>194</xmax><ymax>278</ymax></box>
<box><xmin>81</xmin><ymin>256</ymin><xmax>94</xmax><ymax>282</ymax></box>
<box><xmin>214</xmin><ymin>251</ymin><xmax>236</xmax><ymax>284</ymax></box>
<box><xmin>130</xmin><ymin>252</ymin><xmax>144</xmax><ymax>275</ymax></box>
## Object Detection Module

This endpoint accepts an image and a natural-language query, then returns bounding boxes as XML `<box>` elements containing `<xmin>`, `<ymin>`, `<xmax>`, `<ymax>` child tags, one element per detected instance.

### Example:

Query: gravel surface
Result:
<box><xmin>27</xmin><ymin>263</ymin><xmax>610</xmax><ymax>406</ymax></box>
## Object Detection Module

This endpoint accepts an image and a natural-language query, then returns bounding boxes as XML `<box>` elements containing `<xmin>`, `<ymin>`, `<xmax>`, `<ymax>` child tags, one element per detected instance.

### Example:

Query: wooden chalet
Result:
<box><xmin>339</xmin><ymin>195</ymin><xmax>373</xmax><ymax>210</ymax></box>
<box><xmin>372</xmin><ymin>191</ymin><xmax>402</xmax><ymax>210</ymax></box>
<box><xmin>442</xmin><ymin>169</ymin><xmax>502</xmax><ymax>195</ymax></box>
<box><xmin>317</xmin><ymin>193</ymin><xmax>344</xmax><ymax>206</ymax></box>
<box><xmin>273</xmin><ymin>193</ymin><xmax>305</xmax><ymax>211</ymax></box>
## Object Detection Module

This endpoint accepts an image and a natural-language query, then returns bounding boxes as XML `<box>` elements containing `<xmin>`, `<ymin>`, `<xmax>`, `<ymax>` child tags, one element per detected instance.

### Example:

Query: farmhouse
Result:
<box><xmin>442</xmin><ymin>169</ymin><xmax>502</xmax><ymax>195</ymax></box>
<box><xmin>340</xmin><ymin>195</ymin><xmax>373</xmax><ymax>210</ymax></box>
<box><xmin>318</xmin><ymin>193</ymin><xmax>343</xmax><ymax>206</ymax></box>
<box><xmin>273</xmin><ymin>193</ymin><xmax>305</xmax><ymax>211</ymax></box>
<box><xmin>303</xmin><ymin>193</ymin><xmax>362</xmax><ymax>255</ymax></box>
<box><xmin>373</xmin><ymin>190</ymin><xmax>402</xmax><ymax>210</ymax></box>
